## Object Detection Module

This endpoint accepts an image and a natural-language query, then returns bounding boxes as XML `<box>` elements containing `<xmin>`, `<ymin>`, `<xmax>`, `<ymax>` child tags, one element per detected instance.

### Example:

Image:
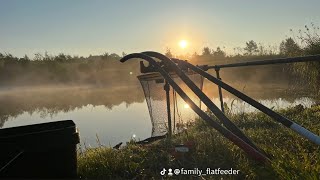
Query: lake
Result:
<box><xmin>0</xmin><ymin>83</ymin><xmax>316</xmax><ymax>148</ymax></box>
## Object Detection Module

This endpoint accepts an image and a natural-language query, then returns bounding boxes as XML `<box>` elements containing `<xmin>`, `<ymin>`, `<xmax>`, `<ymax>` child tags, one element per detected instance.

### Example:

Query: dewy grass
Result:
<box><xmin>77</xmin><ymin>105</ymin><xmax>320</xmax><ymax>179</ymax></box>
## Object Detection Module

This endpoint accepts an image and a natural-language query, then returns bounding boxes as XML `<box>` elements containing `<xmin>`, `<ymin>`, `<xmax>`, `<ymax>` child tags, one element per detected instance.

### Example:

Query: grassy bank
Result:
<box><xmin>77</xmin><ymin>104</ymin><xmax>320</xmax><ymax>179</ymax></box>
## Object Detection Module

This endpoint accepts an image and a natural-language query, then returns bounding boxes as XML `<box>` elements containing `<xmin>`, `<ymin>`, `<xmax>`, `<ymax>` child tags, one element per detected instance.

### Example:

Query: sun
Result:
<box><xmin>179</xmin><ymin>40</ymin><xmax>187</xmax><ymax>49</ymax></box>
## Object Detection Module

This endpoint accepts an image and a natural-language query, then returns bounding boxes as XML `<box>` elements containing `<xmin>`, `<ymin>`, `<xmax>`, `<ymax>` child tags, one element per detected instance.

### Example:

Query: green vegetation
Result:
<box><xmin>1</xmin><ymin>24</ymin><xmax>319</xmax><ymax>93</ymax></box>
<box><xmin>1</xmin><ymin>24</ymin><xmax>319</xmax><ymax>179</ymax></box>
<box><xmin>78</xmin><ymin>104</ymin><xmax>320</xmax><ymax>179</ymax></box>
<box><xmin>0</xmin><ymin>52</ymin><xmax>140</xmax><ymax>87</ymax></box>
<box><xmin>286</xmin><ymin>23</ymin><xmax>320</xmax><ymax>93</ymax></box>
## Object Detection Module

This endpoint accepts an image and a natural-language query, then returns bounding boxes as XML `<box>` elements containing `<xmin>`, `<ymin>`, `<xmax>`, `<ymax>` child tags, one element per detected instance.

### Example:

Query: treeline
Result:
<box><xmin>164</xmin><ymin>24</ymin><xmax>320</xmax><ymax>92</ymax></box>
<box><xmin>0</xmin><ymin>52</ymin><xmax>141</xmax><ymax>87</ymax></box>
<box><xmin>0</xmin><ymin>24</ymin><xmax>319</xmax><ymax>92</ymax></box>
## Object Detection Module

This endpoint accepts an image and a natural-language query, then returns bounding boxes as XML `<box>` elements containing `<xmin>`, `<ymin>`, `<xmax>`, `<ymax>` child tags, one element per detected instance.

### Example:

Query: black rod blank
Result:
<box><xmin>141</xmin><ymin>51</ymin><xmax>261</xmax><ymax>152</ymax></box>
<box><xmin>207</xmin><ymin>55</ymin><xmax>320</xmax><ymax>69</ymax></box>
<box><xmin>181</xmin><ymin>59</ymin><xmax>320</xmax><ymax>145</ymax></box>
<box><xmin>120</xmin><ymin>53</ymin><xmax>270</xmax><ymax>163</ymax></box>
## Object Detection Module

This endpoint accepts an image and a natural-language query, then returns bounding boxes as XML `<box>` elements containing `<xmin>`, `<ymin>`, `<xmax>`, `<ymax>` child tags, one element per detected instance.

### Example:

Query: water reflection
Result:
<box><xmin>0</xmin><ymin>85</ymin><xmax>145</xmax><ymax>127</ymax></box>
<box><xmin>0</xmin><ymin>83</ymin><xmax>316</xmax><ymax>147</ymax></box>
<box><xmin>3</xmin><ymin>102</ymin><xmax>151</xmax><ymax>148</ymax></box>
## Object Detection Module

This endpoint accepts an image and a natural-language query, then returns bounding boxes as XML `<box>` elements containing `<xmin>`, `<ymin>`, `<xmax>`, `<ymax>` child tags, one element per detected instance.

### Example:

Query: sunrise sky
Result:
<box><xmin>1</xmin><ymin>0</ymin><xmax>320</xmax><ymax>58</ymax></box>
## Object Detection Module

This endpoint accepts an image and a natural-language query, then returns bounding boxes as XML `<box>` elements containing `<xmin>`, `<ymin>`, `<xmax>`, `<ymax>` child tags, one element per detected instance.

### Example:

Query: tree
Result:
<box><xmin>102</xmin><ymin>52</ymin><xmax>109</xmax><ymax>60</ymax></box>
<box><xmin>19</xmin><ymin>55</ymin><xmax>30</xmax><ymax>66</ymax></box>
<box><xmin>191</xmin><ymin>51</ymin><xmax>199</xmax><ymax>59</ymax></box>
<box><xmin>165</xmin><ymin>48</ymin><xmax>173</xmax><ymax>58</ymax></box>
<box><xmin>3</xmin><ymin>53</ymin><xmax>18</xmax><ymax>66</ymax></box>
<box><xmin>34</xmin><ymin>53</ymin><xmax>43</xmax><ymax>61</ymax></box>
<box><xmin>213</xmin><ymin>47</ymin><xmax>226</xmax><ymax>58</ymax></box>
<box><xmin>54</xmin><ymin>53</ymin><xmax>71</xmax><ymax>62</ymax></box>
<box><xmin>43</xmin><ymin>51</ymin><xmax>53</xmax><ymax>61</ymax></box>
<box><xmin>279</xmin><ymin>38</ymin><xmax>302</xmax><ymax>57</ymax></box>
<box><xmin>244</xmin><ymin>40</ymin><xmax>259</xmax><ymax>55</ymax></box>
<box><xmin>20</xmin><ymin>55</ymin><xmax>30</xmax><ymax>61</ymax></box>
<box><xmin>109</xmin><ymin>53</ymin><xmax>120</xmax><ymax>59</ymax></box>
<box><xmin>202</xmin><ymin>47</ymin><xmax>212</xmax><ymax>56</ymax></box>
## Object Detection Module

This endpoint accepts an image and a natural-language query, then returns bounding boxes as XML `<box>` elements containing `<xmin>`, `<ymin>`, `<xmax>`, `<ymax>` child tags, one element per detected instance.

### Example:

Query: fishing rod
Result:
<box><xmin>172</xmin><ymin>57</ymin><xmax>320</xmax><ymax>146</ymax></box>
<box><xmin>141</xmin><ymin>51</ymin><xmax>262</xmax><ymax>153</ymax></box>
<box><xmin>206</xmin><ymin>54</ymin><xmax>320</xmax><ymax>69</ymax></box>
<box><xmin>197</xmin><ymin>55</ymin><xmax>320</xmax><ymax>113</ymax></box>
<box><xmin>120</xmin><ymin>53</ymin><xmax>270</xmax><ymax>164</ymax></box>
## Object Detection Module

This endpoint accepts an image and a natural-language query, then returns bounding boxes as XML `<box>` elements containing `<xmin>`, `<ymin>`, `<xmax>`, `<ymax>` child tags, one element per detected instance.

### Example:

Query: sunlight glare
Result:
<box><xmin>184</xmin><ymin>103</ymin><xmax>190</xmax><ymax>109</ymax></box>
<box><xmin>179</xmin><ymin>40</ymin><xmax>187</xmax><ymax>49</ymax></box>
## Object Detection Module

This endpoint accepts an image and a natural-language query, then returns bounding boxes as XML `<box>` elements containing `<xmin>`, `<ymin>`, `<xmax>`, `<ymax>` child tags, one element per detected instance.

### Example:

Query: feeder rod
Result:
<box><xmin>120</xmin><ymin>53</ymin><xmax>270</xmax><ymax>163</ymax></box>
<box><xmin>208</xmin><ymin>54</ymin><xmax>320</xmax><ymax>69</ymax></box>
<box><xmin>181</xmin><ymin>60</ymin><xmax>320</xmax><ymax>146</ymax></box>
<box><xmin>141</xmin><ymin>51</ymin><xmax>261</xmax><ymax>152</ymax></box>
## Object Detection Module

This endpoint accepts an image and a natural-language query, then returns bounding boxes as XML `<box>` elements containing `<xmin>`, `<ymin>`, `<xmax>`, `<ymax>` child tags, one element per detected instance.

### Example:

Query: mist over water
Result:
<box><xmin>0</xmin><ymin>74</ymin><xmax>316</xmax><ymax>147</ymax></box>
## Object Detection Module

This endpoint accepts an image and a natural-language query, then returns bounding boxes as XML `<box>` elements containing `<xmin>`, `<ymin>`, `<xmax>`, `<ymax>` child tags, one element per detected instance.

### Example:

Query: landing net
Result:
<box><xmin>138</xmin><ymin>71</ymin><xmax>204</xmax><ymax>136</ymax></box>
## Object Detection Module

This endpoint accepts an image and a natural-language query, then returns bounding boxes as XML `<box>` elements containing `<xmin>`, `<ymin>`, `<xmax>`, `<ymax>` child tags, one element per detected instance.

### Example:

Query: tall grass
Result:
<box><xmin>78</xmin><ymin>104</ymin><xmax>320</xmax><ymax>179</ymax></box>
<box><xmin>289</xmin><ymin>23</ymin><xmax>320</xmax><ymax>93</ymax></box>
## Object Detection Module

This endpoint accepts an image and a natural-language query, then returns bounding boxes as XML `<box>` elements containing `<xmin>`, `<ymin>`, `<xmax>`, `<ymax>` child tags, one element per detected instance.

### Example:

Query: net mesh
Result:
<box><xmin>138</xmin><ymin>71</ymin><xmax>204</xmax><ymax>137</ymax></box>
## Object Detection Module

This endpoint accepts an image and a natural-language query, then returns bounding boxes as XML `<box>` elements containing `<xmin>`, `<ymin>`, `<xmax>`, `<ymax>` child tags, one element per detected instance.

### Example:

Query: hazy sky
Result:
<box><xmin>1</xmin><ymin>0</ymin><xmax>319</xmax><ymax>58</ymax></box>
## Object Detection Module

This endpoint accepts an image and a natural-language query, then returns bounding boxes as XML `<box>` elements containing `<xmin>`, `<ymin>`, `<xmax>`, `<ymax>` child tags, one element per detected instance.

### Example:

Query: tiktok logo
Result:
<box><xmin>160</xmin><ymin>168</ymin><xmax>166</xmax><ymax>176</ymax></box>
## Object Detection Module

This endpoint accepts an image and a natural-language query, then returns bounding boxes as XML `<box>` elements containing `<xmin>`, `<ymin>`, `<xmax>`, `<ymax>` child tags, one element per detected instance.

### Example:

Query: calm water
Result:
<box><xmin>3</xmin><ymin>102</ymin><xmax>151</xmax><ymax>148</ymax></box>
<box><xmin>0</xmin><ymin>85</ymin><xmax>316</xmax><ymax>147</ymax></box>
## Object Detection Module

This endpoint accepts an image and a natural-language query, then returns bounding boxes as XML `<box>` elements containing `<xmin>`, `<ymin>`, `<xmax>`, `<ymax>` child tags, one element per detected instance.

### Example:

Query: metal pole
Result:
<box><xmin>215</xmin><ymin>68</ymin><xmax>224</xmax><ymax>113</ymax></box>
<box><xmin>199</xmin><ymin>76</ymin><xmax>204</xmax><ymax>111</ymax></box>
<box><xmin>182</xmin><ymin>60</ymin><xmax>320</xmax><ymax>145</ymax></box>
<box><xmin>141</xmin><ymin>51</ymin><xmax>262</xmax><ymax>152</ymax></box>
<box><xmin>164</xmin><ymin>81</ymin><xmax>172</xmax><ymax>137</ymax></box>
<box><xmin>208</xmin><ymin>54</ymin><xmax>320</xmax><ymax>69</ymax></box>
<box><xmin>121</xmin><ymin>53</ymin><xmax>269</xmax><ymax>163</ymax></box>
